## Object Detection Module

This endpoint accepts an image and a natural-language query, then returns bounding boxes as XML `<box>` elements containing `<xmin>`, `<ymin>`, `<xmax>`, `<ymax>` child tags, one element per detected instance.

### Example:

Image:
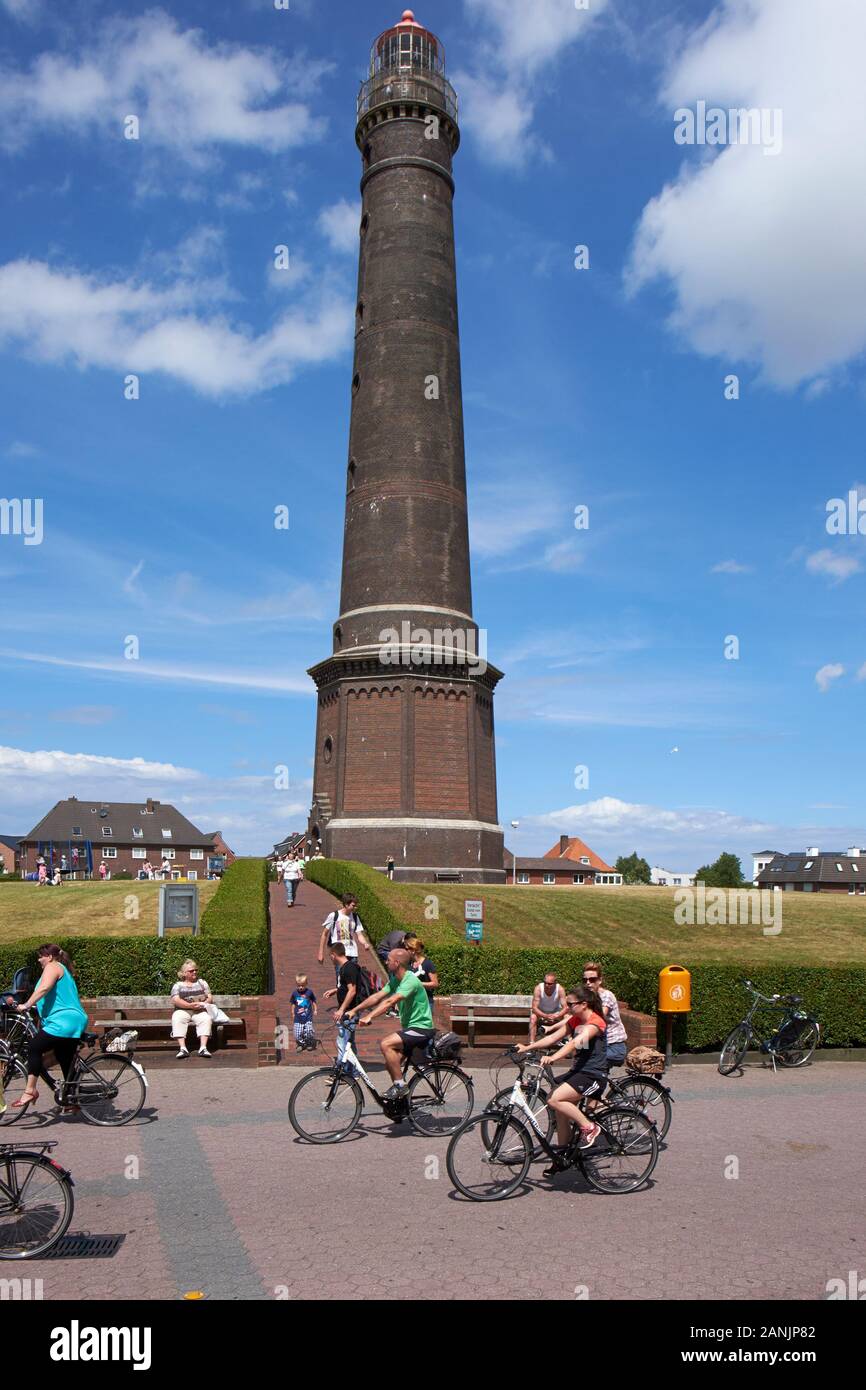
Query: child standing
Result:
<box><xmin>290</xmin><ymin>974</ymin><xmax>317</xmax><ymax>1051</ymax></box>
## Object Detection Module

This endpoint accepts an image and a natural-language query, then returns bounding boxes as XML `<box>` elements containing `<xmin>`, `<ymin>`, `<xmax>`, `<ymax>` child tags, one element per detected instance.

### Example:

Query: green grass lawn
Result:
<box><xmin>380</xmin><ymin>882</ymin><xmax>866</xmax><ymax>965</ymax></box>
<box><xmin>0</xmin><ymin>880</ymin><xmax>221</xmax><ymax>944</ymax></box>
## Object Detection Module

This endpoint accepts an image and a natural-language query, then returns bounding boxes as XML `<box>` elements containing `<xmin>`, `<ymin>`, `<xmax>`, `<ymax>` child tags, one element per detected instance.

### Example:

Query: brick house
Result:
<box><xmin>757</xmin><ymin>847</ymin><xmax>866</xmax><ymax>895</ymax></box>
<box><xmin>19</xmin><ymin>797</ymin><xmax>233</xmax><ymax>880</ymax></box>
<box><xmin>0</xmin><ymin>834</ymin><xmax>21</xmax><ymax>876</ymax></box>
<box><xmin>504</xmin><ymin>836</ymin><xmax>623</xmax><ymax>886</ymax></box>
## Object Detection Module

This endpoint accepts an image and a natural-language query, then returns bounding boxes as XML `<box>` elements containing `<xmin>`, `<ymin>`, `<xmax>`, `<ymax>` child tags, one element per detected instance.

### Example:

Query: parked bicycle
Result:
<box><xmin>719</xmin><ymin>979</ymin><xmax>820</xmax><ymax>1076</ymax></box>
<box><xmin>0</xmin><ymin>1141</ymin><xmax>75</xmax><ymax>1259</ymax></box>
<box><xmin>1</xmin><ymin>1007</ymin><xmax>147</xmax><ymax>1126</ymax></box>
<box><xmin>288</xmin><ymin>1016</ymin><xmax>474</xmax><ymax>1142</ymax></box>
<box><xmin>490</xmin><ymin>1045</ymin><xmax>674</xmax><ymax>1145</ymax></box>
<box><xmin>447</xmin><ymin>1068</ymin><xmax>659</xmax><ymax>1202</ymax></box>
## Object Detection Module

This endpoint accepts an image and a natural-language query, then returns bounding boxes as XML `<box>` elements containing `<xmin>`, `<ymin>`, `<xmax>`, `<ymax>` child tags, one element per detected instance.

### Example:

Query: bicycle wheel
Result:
<box><xmin>580</xmin><ymin>1106</ymin><xmax>658</xmax><ymax>1194</ymax></box>
<box><xmin>408</xmin><ymin>1065</ymin><xmax>473</xmax><ymax>1137</ymax></box>
<box><xmin>0</xmin><ymin>1057</ymin><xmax>29</xmax><ymax>1127</ymax></box>
<box><xmin>718</xmin><ymin>1023</ymin><xmax>751</xmax><ymax>1076</ymax></box>
<box><xmin>613</xmin><ymin>1075</ymin><xmax>673</xmax><ymax>1140</ymax></box>
<box><xmin>75</xmin><ymin>1054</ymin><xmax>147</xmax><ymax>1126</ymax></box>
<box><xmin>288</xmin><ymin>1068</ymin><xmax>363</xmax><ymax>1143</ymax></box>
<box><xmin>446</xmin><ymin>1110</ymin><xmax>532</xmax><ymax>1201</ymax></box>
<box><xmin>777</xmin><ymin>1018</ymin><xmax>820</xmax><ymax>1068</ymax></box>
<box><xmin>491</xmin><ymin>1084</ymin><xmax>554</xmax><ymax>1156</ymax></box>
<box><xmin>0</xmin><ymin>1153</ymin><xmax>74</xmax><ymax>1259</ymax></box>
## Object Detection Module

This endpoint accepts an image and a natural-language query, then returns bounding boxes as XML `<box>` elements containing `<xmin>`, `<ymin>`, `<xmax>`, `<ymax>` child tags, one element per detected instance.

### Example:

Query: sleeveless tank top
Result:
<box><xmin>37</xmin><ymin>963</ymin><xmax>88</xmax><ymax>1039</ymax></box>
<box><xmin>537</xmin><ymin>984</ymin><xmax>562</xmax><ymax>1014</ymax></box>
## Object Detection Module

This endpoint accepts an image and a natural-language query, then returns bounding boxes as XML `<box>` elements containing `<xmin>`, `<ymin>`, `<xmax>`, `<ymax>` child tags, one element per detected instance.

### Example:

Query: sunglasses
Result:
<box><xmin>583</xmin><ymin>976</ymin><xmax>598</xmax><ymax>982</ymax></box>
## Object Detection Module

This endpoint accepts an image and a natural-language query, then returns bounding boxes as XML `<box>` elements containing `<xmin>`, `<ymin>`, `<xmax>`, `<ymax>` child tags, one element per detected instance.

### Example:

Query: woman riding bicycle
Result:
<box><xmin>11</xmin><ymin>944</ymin><xmax>88</xmax><ymax>1113</ymax></box>
<box><xmin>516</xmin><ymin>986</ymin><xmax>608</xmax><ymax>1174</ymax></box>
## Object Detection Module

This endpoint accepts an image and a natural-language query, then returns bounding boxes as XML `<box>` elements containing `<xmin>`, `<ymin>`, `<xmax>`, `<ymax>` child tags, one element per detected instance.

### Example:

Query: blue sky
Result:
<box><xmin>1</xmin><ymin>0</ymin><xmax>865</xmax><ymax>868</ymax></box>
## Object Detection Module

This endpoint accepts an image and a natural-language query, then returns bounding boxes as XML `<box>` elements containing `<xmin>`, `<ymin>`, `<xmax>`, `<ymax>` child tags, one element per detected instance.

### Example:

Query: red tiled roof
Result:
<box><xmin>543</xmin><ymin>837</ymin><xmax>614</xmax><ymax>873</ymax></box>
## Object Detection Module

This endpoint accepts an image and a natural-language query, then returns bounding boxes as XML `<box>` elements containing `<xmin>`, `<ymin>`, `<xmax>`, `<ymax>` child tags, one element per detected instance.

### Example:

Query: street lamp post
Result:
<box><xmin>510</xmin><ymin>820</ymin><xmax>519</xmax><ymax>885</ymax></box>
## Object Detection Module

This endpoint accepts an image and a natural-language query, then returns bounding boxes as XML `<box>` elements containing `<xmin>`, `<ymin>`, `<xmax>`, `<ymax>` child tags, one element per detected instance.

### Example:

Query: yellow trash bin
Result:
<box><xmin>659</xmin><ymin>964</ymin><xmax>691</xmax><ymax>1013</ymax></box>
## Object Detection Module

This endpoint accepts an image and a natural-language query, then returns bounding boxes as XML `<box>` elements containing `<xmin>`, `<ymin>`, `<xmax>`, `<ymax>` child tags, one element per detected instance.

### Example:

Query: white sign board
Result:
<box><xmin>464</xmin><ymin>898</ymin><xmax>484</xmax><ymax>922</ymax></box>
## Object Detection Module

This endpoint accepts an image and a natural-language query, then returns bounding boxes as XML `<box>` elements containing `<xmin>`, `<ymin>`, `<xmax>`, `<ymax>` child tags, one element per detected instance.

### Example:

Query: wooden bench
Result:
<box><xmin>91</xmin><ymin>995</ymin><xmax>244</xmax><ymax>1052</ymax></box>
<box><xmin>450</xmin><ymin>993</ymin><xmax>533</xmax><ymax>1047</ymax></box>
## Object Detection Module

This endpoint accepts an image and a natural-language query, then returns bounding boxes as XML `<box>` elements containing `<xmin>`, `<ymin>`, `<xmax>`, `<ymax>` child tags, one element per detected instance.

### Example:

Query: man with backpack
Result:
<box><xmin>317</xmin><ymin>893</ymin><xmax>375</xmax><ymax>981</ymax></box>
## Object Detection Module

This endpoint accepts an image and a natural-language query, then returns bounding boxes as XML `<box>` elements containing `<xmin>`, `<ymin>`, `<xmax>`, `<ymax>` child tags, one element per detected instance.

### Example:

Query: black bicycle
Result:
<box><xmin>490</xmin><ymin>1046</ymin><xmax>674</xmax><ymax>1144</ymax></box>
<box><xmin>719</xmin><ymin>979</ymin><xmax>820</xmax><ymax>1076</ymax></box>
<box><xmin>447</xmin><ymin>1075</ymin><xmax>659</xmax><ymax>1202</ymax></box>
<box><xmin>0</xmin><ymin>1141</ymin><xmax>75</xmax><ymax>1259</ymax></box>
<box><xmin>288</xmin><ymin>1017</ymin><xmax>474</xmax><ymax>1142</ymax></box>
<box><xmin>1</xmin><ymin>1009</ymin><xmax>147</xmax><ymax>1126</ymax></box>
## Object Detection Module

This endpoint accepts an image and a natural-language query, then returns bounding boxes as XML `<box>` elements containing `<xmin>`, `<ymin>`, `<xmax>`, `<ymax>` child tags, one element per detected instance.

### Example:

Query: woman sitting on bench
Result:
<box><xmin>170</xmin><ymin>960</ymin><xmax>214</xmax><ymax>1060</ymax></box>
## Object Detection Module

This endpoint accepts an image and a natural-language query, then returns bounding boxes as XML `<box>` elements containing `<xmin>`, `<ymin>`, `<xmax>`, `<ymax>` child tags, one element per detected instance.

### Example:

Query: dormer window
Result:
<box><xmin>101</xmin><ymin>827</ymin><xmax>113</xmax><ymax>837</ymax></box>
<box><xmin>580</xmin><ymin>856</ymin><xmax>590</xmax><ymax>865</ymax></box>
<box><xmin>162</xmin><ymin>829</ymin><xmax>172</xmax><ymax>840</ymax></box>
<box><xmin>804</xmin><ymin>860</ymin><xmax>813</xmax><ymax>869</ymax></box>
<box><xmin>836</xmin><ymin>862</ymin><xmax>843</xmax><ymax>871</ymax></box>
<box><xmin>71</xmin><ymin>825</ymin><xmax>81</xmax><ymax>836</ymax></box>
<box><xmin>133</xmin><ymin>827</ymin><xmax>144</xmax><ymax>839</ymax></box>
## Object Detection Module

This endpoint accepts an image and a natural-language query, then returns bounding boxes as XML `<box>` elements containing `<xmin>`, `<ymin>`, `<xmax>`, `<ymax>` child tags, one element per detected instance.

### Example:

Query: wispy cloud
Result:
<box><xmin>317</xmin><ymin>199</ymin><xmax>361</xmax><ymax>255</ymax></box>
<box><xmin>815</xmin><ymin>663</ymin><xmax>845</xmax><ymax>693</ymax></box>
<box><xmin>806</xmin><ymin>549</ymin><xmax>862</xmax><ymax>583</ymax></box>
<box><xmin>711</xmin><ymin>559</ymin><xmax>753</xmax><ymax>575</ymax></box>
<box><xmin>0</xmin><ymin>649</ymin><xmax>313</xmax><ymax>695</ymax></box>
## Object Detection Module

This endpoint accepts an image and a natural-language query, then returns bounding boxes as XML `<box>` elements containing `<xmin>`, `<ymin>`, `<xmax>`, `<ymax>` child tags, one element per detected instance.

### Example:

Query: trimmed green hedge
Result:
<box><xmin>0</xmin><ymin>858</ymin><xmax>270</xmax><ymax>997</ymax></box>
<box><xmin>303</xmin><ymin>860</ymin><xmax>866</xmax><ymax>1050</ymax></box>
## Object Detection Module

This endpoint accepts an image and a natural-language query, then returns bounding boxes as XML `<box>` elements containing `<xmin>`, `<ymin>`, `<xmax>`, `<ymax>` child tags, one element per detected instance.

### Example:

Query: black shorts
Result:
<box><xmin>554</xmin><ymin>1069</ymin><xmax>606</xmax><ymax>1100</ymax></box>
<box><xmin>398</xmin><ymin>1028</ymin><xmax>436</xmax><ymax>1058</ymax></box>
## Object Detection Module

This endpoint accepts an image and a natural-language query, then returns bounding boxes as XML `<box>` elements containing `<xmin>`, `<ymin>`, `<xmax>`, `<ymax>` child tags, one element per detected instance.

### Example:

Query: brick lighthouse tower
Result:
<box><xmin>307</xmin><ymin>9</ymin><xmax>505</xmax><ymax>884</ymax></box>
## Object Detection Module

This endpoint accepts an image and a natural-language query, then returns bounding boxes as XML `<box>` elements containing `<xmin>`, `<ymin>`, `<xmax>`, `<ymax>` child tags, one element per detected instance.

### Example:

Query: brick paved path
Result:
<box><xmin>270</xmin><ymin>878</ymin><xmax>393</xmax><ymax>1062</ymax></box>
<box><xmin>4</xmin><ymin>1062</ymin><xmax>865</xmax><ymax>1300</ymax></box>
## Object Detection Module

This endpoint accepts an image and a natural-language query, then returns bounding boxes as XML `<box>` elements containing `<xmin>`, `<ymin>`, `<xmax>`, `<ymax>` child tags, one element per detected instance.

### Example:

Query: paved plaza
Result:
<box><xmin>4</xmin><ymin>1059</ymin><xmax>864</xmax><ymax>1301</ymax></box>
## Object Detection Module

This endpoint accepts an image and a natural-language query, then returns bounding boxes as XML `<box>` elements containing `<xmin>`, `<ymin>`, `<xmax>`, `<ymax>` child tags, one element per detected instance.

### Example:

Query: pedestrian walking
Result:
<box><xmin>283</xmin><ymin>853</ymin><xmax>303</xmax><ymax>907</ymax></box>
<box><xmin>317</xmin><ymin>894</ymin><xmax>375</xmax><ymax>981</ymax></box>
<box><xmin>290</xmin><ymin>974</ymin><xmax>317</xmax><ymax>1051</ymax></box>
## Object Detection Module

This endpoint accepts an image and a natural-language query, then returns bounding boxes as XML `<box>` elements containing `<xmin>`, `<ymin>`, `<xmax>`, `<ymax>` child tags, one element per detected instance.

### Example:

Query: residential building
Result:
<box><xmin>752</xmin><ymin>849</ymin><xmax>783</xmax><ymax>885</ymax></box>
<box><xmin>0</xmin><ymin>834</ymin><xmax>21</xmax><ymax>875</ymax></box>
<box><xmin>756</xmin><ymin>847</ymin><xmax>866</xmax><ymax>894</ymax></box>
<box><xmin>504</xmin><ymin>836</ymin><xmax>623</xmax><ymax>886</ymax></box>
<box><xmin>19</xmin><ymin>798</ymin><xmax>232</xmax><ymax>880</ymax></box>
<box><xmin>651</xmin><ymin>866</ymin><xmax>696</xmax><ymax>887</ymax></box>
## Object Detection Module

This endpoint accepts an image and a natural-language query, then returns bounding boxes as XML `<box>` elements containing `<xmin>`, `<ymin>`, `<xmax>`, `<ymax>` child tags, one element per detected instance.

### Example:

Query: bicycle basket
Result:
<box><xmin>432</xmin><ymin>1030</ymin><xmax>462</xmax><ymax>1061</ymax></box>
<box><xmin>101</xmin><ymin>1027</ymin><xmax>139</xmax><ymax>1054</ymax></box>
<box><xmin>626</xmin><ymin>1045</ymin><xmax>665</xmax><ymax>1076</ymax></box>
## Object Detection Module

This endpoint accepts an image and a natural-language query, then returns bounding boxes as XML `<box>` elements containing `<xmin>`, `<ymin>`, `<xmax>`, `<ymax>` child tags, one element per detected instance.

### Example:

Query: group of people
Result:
<box><xmin>518</xmin><ymin>963</ymin><xmax>628</xmax><ymax>1175</ymax></box>
<box><xmin>282</xmin><ymin>893</ymin><xmax>439</xmax><ymax>1060</ymax></box>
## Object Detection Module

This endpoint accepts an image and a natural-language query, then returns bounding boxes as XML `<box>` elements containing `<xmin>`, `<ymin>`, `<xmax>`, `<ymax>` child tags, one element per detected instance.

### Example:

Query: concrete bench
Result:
<box><xmin>90</xmin><ymin>995</ymin><xmax>244</xmax><ymax>1052</ymax></box>
<box><xmin>449</xmin><ymin>993</ymin><xmax>533</xmax><ymax>1047</ymax></box>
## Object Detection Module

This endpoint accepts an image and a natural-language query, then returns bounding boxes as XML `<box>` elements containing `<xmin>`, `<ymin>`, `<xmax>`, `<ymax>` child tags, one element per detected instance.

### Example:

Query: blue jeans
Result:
<box><xmin>285</xmin><ymin>878</ymin><xmax>298</xmax><ymax>904</ymax></box>
<box><xmin>606</xmin><ymin>1041</ymin><xmax>627</xmax><ymax>1068</ymax></box>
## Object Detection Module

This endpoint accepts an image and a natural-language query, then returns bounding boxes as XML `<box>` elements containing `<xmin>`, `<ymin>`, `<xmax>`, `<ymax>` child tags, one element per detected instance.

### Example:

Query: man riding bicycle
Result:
<box><xmin>345</xmin><ymin>948</ymin><xmax>434</xmax><ymax>1100</ymax></box>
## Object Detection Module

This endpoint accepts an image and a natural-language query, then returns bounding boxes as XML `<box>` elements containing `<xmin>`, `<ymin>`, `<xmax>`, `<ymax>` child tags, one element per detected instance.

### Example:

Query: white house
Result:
<box><xmin>752</xmin><ymin>849</ymin><xmax>783</xmax><ymax>885</ymax></box>
<box><xmin>651</xmin><ymin>866</ymin><xmax>696</xmax><ymax>887</ymax></box>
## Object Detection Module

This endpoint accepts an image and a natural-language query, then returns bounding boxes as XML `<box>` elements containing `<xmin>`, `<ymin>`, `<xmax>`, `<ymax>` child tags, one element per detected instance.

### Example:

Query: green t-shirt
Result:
<box><xmin>386</xmin><ymin>970</ymin><xmax>433</xmax><ymax>1031</ymax></box>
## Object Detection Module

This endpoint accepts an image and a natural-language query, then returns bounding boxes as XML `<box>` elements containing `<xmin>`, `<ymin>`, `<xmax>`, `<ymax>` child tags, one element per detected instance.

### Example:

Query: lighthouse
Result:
<box><xmin>307</xmin><ymin>10</ymin><xmax>505</xmax><ymax>884</ymax></box>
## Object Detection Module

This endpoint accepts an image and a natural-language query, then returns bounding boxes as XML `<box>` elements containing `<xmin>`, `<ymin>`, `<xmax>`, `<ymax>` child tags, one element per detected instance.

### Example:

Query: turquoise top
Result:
<box><xmin>36</xmin><ymin>963</ymin><xmax>88</xmax><ymax>1038</ymax></box>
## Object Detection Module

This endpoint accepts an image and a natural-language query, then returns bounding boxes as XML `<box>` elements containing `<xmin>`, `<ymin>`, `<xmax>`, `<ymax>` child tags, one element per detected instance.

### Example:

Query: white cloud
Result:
<box><xmin>457</xmin><ymin>0</ymin><xmax>606</xmax><ymax>168</ymax></box>
<box><xmin>626</xmin><ymin>0</ymin><xmax>866</xmax><ymax>389</ymax></box>
<box><xmin>0</xmin><ymin>257</ymin><xmax>352</xmax><ymax>397</ymax></box>
<box><xmin>0</xmin><ymin>743</ymin><xmax>311</xmax><ymax>854</ymax></box>
<box><xmin>711</xmin><ymin>559</ymin><xmax>752</xmax><ymax>574</ymax></box>
<box><xmin>0</xmin><ymin>10</ymin><xmax>329</xmax><ymax>161</ymax></box>
<box><xmin>805</xmin><ymin>549</ymin><xmax>862</xmax><ymax>583</ymax></box>
<box><xmin>0</xmin><ymin>649</ymin><xmax>313</xmax><ymax>695</ymax></box>
<box><xmin>4</xmin><ymin>440</ymin><xmax>40</xmax><ymax>458</ymax></box>
<box><xmin>318</xmin><ymin>200</ymin><xmax>361</xmax><ymax>255</ymax></box>
<box><xmin>1</xmin><ymin>0</ymin><xmax>40</xmax><ymax>20</ymax></box>
<box><xmin>815</xmin><ymin>663</ymin><xmax>844</xmax><ymax>693</ymax></box>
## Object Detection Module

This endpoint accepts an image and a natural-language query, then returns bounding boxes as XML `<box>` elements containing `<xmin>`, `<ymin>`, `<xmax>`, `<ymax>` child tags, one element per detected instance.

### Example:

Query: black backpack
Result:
<box><xmin>354</xmin><ymin>966</ymin><xmax>374</xmax><ymax>1004</ymax></box>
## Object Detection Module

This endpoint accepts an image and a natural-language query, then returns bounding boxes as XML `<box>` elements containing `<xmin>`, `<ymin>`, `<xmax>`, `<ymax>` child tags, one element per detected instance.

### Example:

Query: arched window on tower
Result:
<box><xmin>347</xmin><ymin>459</ymin><xmax>357</xmax><ymax>493</ymax></box>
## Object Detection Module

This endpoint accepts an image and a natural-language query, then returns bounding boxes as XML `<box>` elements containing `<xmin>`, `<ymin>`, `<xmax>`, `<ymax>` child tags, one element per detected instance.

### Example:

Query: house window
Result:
<box><xmin>132</xmin><ymin>849</ymin><xmax>146</xmax><ymax>860</ymax></box>
<box><xmin>572</xmin><ymin>873</ymin><xmax>584</xmax><ymax>884</ymax></box>
<box><xmin>187</xmin><ymin>870</ymin><xmax>198</xmax><ymax>881</ymax></box>
<box><xmin>161</xmin><ymin>849</ymin><xmax>176</xmax><ymax>860</ymax></box>
<box><xmin>162</xmin><ymin>829</ymin><xmax>172</xmax><ymax>840</ymax></box>
<box><xmin>190</xmin><ymin>849</ymin><xmax>204</xmax><ymax>860</ymax></box>
<box><xmin>804</xmin><ymin>860</ymin><xmax>813</xmax><ymax>869</ymax></box>
<box><xmin>836</xmin><ymin>862</ymin><xmax>843</xmax><ymax>871</ymax></box>
<box><xmin>71</xmin><ymin>825</ymin><xmax>81</xmax><ymax>835</ymax></box>
<box><xmin>102</xmin><ymin>848</ymin><xmax>117</xmax><ymax>859</ymax></box>
<box><xmin>542</xmin><ymin>873</ymin><xmax>556</xmax><ymax>885</ymax></box>
<box><xmin>579</xmin><ymin>856</ymin><xmax>590</xmax><ymax>865</ymax></box>
<box><xmin>516</xmin><ymin>873</ymin><xmax>530</xmax><ymax>884</ymax></box>
<box><xmin>140</xmin><ymin>808</ymin><xmax>153</xmax><ymax>815</ymax></box>
<box><xmin>849</xmin><ymin>884</ymin><xmax>856</xmax><ymax>895</ymax></box>
<box><xmin>101</xmin><ymin>827</ymin><xmax>113</xmax><ymax>837</ymax></box>
<box><xmin>133</xmin><ymin>827</ymin><xmax>144</xmax><ymax>839</ymax></box>
<box><xmin>859</xmin><ymin>885</ymin><xmax>865</xmax><ymax>895</ymax></box>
